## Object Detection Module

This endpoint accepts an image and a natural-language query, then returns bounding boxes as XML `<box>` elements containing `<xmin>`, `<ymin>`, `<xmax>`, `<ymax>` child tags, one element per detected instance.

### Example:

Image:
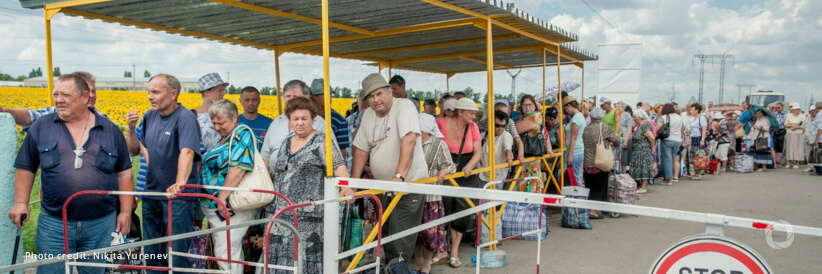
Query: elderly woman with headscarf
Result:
<box><xmin>412</xmin><ymin>112</ymin><xmax>455</xmax><ymax>273</ymax></box>
<box><xmin>630</xmin><ymin>109</ymin><xmax>656</xmax><ymax>194</ymax></box>
<box><xmin>582</xmin><ymin>108</ymin><xmax>620</xmax><ymax>218</ymax></box>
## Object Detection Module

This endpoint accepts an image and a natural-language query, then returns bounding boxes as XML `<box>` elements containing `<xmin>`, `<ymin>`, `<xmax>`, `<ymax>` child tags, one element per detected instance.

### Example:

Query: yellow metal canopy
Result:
<box><xmin>21</xmin><ymin>0</ymin><xmax>596</xmax><ymax>75</ymax></box>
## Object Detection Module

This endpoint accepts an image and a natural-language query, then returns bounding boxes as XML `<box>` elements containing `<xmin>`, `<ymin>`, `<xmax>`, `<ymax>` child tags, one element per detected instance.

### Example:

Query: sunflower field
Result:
<box><xmin>0</xmin><ymin>87</ymin><xmax>357</xmax><ymax>132</ymax></box>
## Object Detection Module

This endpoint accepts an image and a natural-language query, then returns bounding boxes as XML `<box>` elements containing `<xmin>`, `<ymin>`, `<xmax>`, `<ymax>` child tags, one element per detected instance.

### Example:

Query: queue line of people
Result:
<box><xmin>7</xmin><ymin>70</ymin><xmax>822</xmax><ymax>274</ymax></box>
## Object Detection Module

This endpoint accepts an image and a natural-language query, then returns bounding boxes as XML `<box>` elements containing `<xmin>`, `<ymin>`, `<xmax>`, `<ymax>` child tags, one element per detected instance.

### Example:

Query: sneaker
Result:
<box><xmin>793</xmin><ymin>165</ymin><xmax>800</xmax><ymax>169</ymax></box>
<box><xmin>660</xmin><ymin>182</ymin><xmax>673</xmax><ymax>186</ymax></box>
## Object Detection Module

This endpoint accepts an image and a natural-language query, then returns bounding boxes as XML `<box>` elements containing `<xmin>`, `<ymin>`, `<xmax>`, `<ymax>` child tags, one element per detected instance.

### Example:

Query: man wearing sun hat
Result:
<box><xmin>351</xmin><ymin>73</ymin><xmax>428</xmax><ymax>264</ymax></box>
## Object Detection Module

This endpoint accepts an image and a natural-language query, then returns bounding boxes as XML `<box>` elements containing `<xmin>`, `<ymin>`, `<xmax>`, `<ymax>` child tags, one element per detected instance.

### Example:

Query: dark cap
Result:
<box><xmin>389</xmin><ymin>75</ymin><xmax>405</xmax><ymax>85</ymax></box>
<box><xmin>424</xmin><ymin>99</ymin><xmax>437</xmax><ymax>107</ymax></box>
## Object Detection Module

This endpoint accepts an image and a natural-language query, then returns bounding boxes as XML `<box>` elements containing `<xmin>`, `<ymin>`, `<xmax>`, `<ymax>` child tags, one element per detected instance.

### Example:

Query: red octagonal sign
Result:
<box><xmin>650</xmin><ymin>234</ymin><xmax>772</xmax><ymax>274</ymax></box>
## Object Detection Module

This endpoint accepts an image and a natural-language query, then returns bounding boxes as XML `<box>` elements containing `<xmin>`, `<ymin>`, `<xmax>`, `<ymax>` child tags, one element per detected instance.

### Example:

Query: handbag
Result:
<box><xmin>516</xmin><ymin>124</ymin><xmax>546</xmax><ymax>157</ymax></box>
<box><xmin>227</xmin><ymin>125</ymin><xmax>276</xmax><ymax>211</ymax></box>
<box><xmin>594</xmin><ymin>124</ymin><xmax>614</xmax><ymax>172</ymax></box>
<box><xmin>560</xmin><ymin>168</ymin><xmax>592</xmax><ymax>229</ymax></box>
<box><xmin>735</xmin><ymin>127</ymin><xmax>745</xmax><ymax>139</ymax></box>
<box><xmin>754</xmin><ymin>132</ymin><xmax>770</xmax><ymax>153</ymax></box>
<box><xmin>693</xmin><ymin>149</ymin><xmax>709</xmax><ymax>170</ymax></box>
<box><xmin>656</xmin><ymin>114</ymin><xmax>670</xmax><ymax>140</ymax></box>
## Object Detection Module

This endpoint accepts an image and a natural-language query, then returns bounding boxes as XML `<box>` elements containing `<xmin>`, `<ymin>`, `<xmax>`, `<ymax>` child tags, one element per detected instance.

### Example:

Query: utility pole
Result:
<box><xmin>132</xmin><ymin>64</ymin><xmax>136</xmax><ymax>91</ymax></box>
<box><xmin>507</xmin><ymin>69</ymin><xmax>521</xmax><ymax>102</ymax></box>
<box><xmin>735</xmin><ymin>84</ymin><xmax>755</xmax><ymax>104</ymax></box>
<box><xmin>692</xmin><ymin>53</ymin><xmax>734</xmax><ymax>104</ymax></box>
<box><xmin>668</xmin><ymin>84</ymin><xmax>676</xmax><ymax>103</ymax></box>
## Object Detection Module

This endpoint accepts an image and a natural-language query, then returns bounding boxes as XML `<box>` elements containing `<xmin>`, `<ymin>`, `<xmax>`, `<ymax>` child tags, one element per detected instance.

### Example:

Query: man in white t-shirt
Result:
<box><xmin>351</xmin><ymin>73</ymin><xmax>428</xmax><ymax>264</ymax></box>
<box><xmin>480</xmin><ymin>110</ymin><xmax>514</xmax><ymax>185</ymax></box>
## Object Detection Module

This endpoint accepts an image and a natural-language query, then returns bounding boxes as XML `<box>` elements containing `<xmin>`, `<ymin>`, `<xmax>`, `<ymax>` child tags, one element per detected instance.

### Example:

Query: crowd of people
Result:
<box><xmin>4</xmin><ymin>70</ymin><xmax>821</xmax><ymax>274</ymax></box>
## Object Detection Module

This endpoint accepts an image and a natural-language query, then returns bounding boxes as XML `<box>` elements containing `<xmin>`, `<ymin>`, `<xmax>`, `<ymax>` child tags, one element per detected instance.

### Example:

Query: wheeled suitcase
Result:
<box><xmin>607</xmin><ymin>173</ymin><xmax>637</xmax><ymax>218</ymax></box>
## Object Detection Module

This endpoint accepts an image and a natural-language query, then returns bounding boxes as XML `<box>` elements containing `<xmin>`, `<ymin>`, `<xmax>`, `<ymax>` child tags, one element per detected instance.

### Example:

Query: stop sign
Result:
<box><xmin>650</xmin><ymin>234</ymin><xmax>772</xmax><ymax>274</ymax></box>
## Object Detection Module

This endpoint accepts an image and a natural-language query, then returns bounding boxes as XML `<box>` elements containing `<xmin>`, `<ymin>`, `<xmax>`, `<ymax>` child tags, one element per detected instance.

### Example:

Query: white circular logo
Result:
<box><xmin>765</xmin><ymin>220</ymin><xmax>794</xmax><ymax>250</ymax></box>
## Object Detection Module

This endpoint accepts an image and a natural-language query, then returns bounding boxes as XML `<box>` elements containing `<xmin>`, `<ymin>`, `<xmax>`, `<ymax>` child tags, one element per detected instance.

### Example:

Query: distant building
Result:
<box><xmin>23</xmin><ymin>76</ymin><xmax>200</xmax><ymax>92</ymax></box>
<box><xmin>0</xmin><ymin>81</ymin><xmax>23</xmax><ymax>87</ymax></box>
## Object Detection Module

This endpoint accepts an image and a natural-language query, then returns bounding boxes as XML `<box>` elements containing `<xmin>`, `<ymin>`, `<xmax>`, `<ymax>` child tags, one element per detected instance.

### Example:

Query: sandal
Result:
<box><xmin>636</xmin><ymin>188</ymin><xmax>647</xmax><ymax>194</ymax></box>
<box><xmin>449</xmin><ymin>257</ymin><xmax>462</xmax><ymax>268</ymax></box>
<box><xmin>431</xmin><ymin>256</ymin><xmax>448</xmax><ymax>266</ymax></box>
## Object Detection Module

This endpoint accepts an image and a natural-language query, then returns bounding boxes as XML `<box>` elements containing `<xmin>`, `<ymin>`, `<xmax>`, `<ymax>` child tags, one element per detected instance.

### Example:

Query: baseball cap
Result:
<box><xmin>389</xmin><ymin>75</ymin><xmax>405</xmax><ymax>85</ymax></box>
<box><xmin>791</xmin><ymin>103</ymin><xmax>801</xmax><ymax>110</ymax></box>
<box><xmin>359</xmin><ymin>73</ymin><xmax>390</xmax><ymax>100</ymax></box>
<box><xmin>599</xmin><ymin>96</ymin><xmax>611</xmax><ymax>105</ymax></box>
<box><xmin>310</xmin><ymin>78</ymin><xmax>324</xmax><ymax>95</ymax></box>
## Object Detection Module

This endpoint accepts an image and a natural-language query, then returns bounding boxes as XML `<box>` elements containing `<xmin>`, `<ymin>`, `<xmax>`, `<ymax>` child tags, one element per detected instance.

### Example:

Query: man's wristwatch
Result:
<box><xmin>394</xmin><ymin>174</ymin><xmax>405</xmax><ymax>181</ymax></box>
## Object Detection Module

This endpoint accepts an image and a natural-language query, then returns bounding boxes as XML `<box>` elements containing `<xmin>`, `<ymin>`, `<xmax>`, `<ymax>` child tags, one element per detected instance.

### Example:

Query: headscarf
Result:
<box><xmin>419</xmin><ymin>113</ymin><xmax>444</xmax><ymax>139</ymax></box>
<box><xmin>590</xmin><ymin>107</ymin><xmax>606</xmax><ymax>120</ymax></box>
<box><xmin>633</xmin><ymin>109</ymin><xmax>649</xmax><ymax>120</ymax></box>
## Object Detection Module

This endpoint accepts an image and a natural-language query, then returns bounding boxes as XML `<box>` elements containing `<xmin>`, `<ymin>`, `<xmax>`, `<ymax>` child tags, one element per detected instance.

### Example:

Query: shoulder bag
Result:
<box><xmin>594</xmin><ymin>123</ymin><xmax>614</xmax><ymax>172</ymax></box>
<box><xmin>754</xmin><ymin>131</ymin><xmax>770</xmax><ymax>153</ymax></box>
<box><xmin>520</xmin><ymin>124</ymin><xmax>547</xmax><ymax>157</ymax></box>
<box><xmin>227</xmin><ymin>125</ymin><xmax>276</xmax><ymax>211</ymax></box>
<box><xmin>656</xmin><ymin>114</ymin><xmax>670</xmax><ymax>140</ymax></box>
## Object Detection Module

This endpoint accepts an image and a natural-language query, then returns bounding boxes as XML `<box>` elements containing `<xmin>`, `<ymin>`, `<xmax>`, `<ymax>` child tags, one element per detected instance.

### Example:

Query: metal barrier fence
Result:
<box><xmin>326</xmin><ymin>177</ymin><xmax>822</xmax><ymax>273</ymax></box>
<box><xmin>0</xmin><ymin>185</ymin><xmax>386</xmax><ymax>274</ymax></box>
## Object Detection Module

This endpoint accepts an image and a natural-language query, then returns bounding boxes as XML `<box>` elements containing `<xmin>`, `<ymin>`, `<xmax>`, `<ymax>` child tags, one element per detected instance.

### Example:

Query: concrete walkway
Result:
<box><xmin>432</xmin><ymin>168</ymin><xmax>822</xmax><ymax>273</ymax></box>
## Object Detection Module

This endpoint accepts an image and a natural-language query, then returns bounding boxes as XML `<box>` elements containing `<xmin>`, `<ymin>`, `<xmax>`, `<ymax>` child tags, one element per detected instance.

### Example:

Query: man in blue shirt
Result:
<box><xmin>237</xmin><ymin>86</ymin><xmax>273</xmax><ymax>150</ymax></box>
<box><xmin>9</xmin><ymin>74</ymin><xmax>133</xmax><ymax>274</ymax></box>
<box><xmin>127</xmin><ymin>74</ymin><xmax>201</xmax><ymax>273</ymax></box>
<box><xmin>311</xmin><ymin>78</ymin><xmax>350</xmax><ymax>159</ymax></box>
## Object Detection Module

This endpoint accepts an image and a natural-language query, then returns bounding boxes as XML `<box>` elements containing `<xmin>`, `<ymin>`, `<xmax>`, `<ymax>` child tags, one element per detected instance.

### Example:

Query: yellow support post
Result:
<box><xmin>274</xmin><ymin>50</ymin><xmax>283</xmax><ymax>115</ymax></box>
<box><xmin>388</xmin><ymin>66</ymin><xmax>392</xmax><ymax>79</ymax></box>
<box><xmin>44</xmin><ymin>8</ymin><xmax>59</xmax><ymax>102</ymax></box>
<box><xmin>554</xmin><ymin>47</ymin><xmax>565</xmax><ymax>187</ymax></box>
<box><xmin>321</xmin><ymin>0</ymin><xmax>332</xmax><ymax>176</ymax></box>
<box><xmin>484</xmin><ymin>17</ymin><xmax>498</xmax><ymax>250</ymax></box>
<box><xmin>581</xmin><ymin>64</ymin><xmax>585</xmax><ymax>105</ymax></box>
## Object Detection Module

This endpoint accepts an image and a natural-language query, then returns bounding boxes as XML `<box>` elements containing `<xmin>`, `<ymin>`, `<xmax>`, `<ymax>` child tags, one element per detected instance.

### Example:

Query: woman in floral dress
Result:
<box><xmin>630</xmin><ymin>109</ymin><xmax>656</xmax><ymax>194</ymax></box>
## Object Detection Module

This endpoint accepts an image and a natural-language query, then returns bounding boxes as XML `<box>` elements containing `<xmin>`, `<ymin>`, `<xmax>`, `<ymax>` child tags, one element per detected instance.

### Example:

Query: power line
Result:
<box><xmin>577</xmin><ymin>0</ymin><xmax>697</xmax><ymax>81</ymax></box>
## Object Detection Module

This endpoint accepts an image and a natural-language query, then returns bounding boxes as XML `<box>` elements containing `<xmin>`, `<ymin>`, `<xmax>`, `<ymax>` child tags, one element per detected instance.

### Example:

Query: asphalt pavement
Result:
<box><xmin>430</xmin><ymin>168</ymin><xmax>822</xmax><ymax>273</ymax></box>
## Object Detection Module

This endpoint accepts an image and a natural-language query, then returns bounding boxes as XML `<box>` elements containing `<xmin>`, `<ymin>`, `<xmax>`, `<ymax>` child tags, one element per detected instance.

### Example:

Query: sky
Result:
<box><xmin>1</xmin><ymin>0</ymin><xmax>820</xmax><ymax>108</ymax></box>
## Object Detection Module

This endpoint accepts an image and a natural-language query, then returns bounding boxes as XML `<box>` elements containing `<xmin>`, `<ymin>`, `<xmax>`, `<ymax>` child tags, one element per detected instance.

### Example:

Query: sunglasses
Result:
<box><xmin>494</xmin><ymin>123</ymin><xmax>506</xmax><ymax>128</ymax></box>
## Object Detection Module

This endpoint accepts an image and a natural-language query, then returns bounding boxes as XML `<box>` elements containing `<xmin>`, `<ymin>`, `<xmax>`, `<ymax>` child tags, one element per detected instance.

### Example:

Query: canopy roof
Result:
<box><xmin>22</xmin><ymin>0</ymin><xmax>596</xmax><ymax>74</ymax></box>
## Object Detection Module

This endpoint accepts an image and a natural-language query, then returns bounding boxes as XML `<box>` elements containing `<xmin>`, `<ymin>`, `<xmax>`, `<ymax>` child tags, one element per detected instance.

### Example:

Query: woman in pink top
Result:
<box><xmin>435</xmin><ymin>97</ymin><xmax>480</xmax><ymax>268</ymax></box>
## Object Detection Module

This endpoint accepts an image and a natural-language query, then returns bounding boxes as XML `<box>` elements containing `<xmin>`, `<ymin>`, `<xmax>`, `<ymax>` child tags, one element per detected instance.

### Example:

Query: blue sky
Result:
<box><xmin>1</xmin><ymin>0</ymin><xmax>820</xmax><ymax>107</ymax></box>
